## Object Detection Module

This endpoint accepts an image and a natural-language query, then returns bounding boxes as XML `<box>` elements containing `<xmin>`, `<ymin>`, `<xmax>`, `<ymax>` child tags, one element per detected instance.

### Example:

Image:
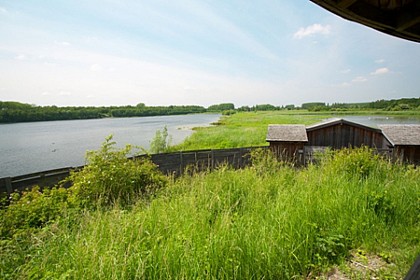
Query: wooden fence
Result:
<box><xmin>0</xmin><ymin>146</ymin><xmax>267</xmax><ymax>196</ymax></box>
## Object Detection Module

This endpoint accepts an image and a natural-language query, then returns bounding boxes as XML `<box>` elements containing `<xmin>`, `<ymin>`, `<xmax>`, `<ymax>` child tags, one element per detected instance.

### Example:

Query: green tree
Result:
<box><xmin>207</xmin><ymin>103</ymin><xmax>235</xmax><ymax>112</ymax></box>
<box><xmin>150</xmin><ymin>126</ymin><xmax>171</xmax><ymax>154</ymax></box>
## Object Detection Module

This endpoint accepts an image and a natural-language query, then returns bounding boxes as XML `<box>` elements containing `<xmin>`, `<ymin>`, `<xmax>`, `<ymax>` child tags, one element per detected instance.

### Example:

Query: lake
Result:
<box><xmin>0</xmin><ymin>114</ymin><xmax>220</xmax><ymax>177</ymax></box>
<box><xmin>327</xmin><ymin>115</ymin><xmax>420</xmax><ymax>128</ymax></box>
<box><xmin>1</xmin><ymin>113</ymin><xmax>419</xmax><ymax>178</ymax></box>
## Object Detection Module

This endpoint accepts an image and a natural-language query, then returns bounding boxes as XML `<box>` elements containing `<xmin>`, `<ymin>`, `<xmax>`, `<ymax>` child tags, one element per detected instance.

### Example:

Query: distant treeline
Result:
<box><xmin>1</xmin><ymin>98</ymin><xmax>419</xmax><ymax>123</ymax></box>
<box><xmin>0</xmin><ymin>102</ymin><xmax>208</xmax><ymax>123</ymax></box>
<box><xmin>300</xmin><ymin>98</ymin><xmax>420</xmax><ymax>112</ymax></box>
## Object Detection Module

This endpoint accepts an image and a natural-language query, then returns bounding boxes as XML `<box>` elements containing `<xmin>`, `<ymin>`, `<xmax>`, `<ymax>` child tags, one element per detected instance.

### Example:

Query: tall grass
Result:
<box><xmin>3</xmin><ymin>148</ymin><xmax>419</xmax><ymax>279</ymax></box>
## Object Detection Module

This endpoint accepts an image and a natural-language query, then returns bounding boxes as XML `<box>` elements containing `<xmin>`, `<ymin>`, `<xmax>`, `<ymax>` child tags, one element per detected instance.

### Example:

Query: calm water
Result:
<box><xmin>326</xmin><ymin>115</ymin><xmax>420</xmax><ymax>128</ymax></box>
<box><xmin>0</xmin><ymin>114</ymin><xmax>220</xmax><ymax>177</ymax></box>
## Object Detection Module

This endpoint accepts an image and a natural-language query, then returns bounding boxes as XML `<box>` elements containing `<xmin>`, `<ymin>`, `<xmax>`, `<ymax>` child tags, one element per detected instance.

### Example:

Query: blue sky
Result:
<box><xmin>0</xmin><ymin>0</ymin><xmax>419</xmax><ymax>107</ymax></box>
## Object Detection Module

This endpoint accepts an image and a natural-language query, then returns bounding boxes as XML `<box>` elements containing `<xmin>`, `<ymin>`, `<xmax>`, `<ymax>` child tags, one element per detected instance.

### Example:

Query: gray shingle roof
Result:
<box><xmin>266</xmin><ymin>125</ymin><xmax>308</xmax><ymax>142</ymax></box>
<box><xmin>379</xmin><ymin>125</ymin><xmax>420</xmax><ymax>146</ymax></box>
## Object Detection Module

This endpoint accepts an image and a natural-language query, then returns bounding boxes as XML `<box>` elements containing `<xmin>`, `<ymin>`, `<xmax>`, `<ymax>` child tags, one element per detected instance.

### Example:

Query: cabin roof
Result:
<box><xmin>310</xmin><ymin>0</ymin><xmax>420</xmax><ymax>43</ymax></box>
<box><xmin>379</xmin><ymin>124</ymin><xmax>420</xmax><ymax>146</ymax></box>
<box><xmin>266</xmin><ymin>124</ymin><xmax>308</xmax><ymax>142</ymax></box>
<box><xmin>306</xmin><ymin>118</ymin><xmax>382</xmax><ymax>133</ymax></box>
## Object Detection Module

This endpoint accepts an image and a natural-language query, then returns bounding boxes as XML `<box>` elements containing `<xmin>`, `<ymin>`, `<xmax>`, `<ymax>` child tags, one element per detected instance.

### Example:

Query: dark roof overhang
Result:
<box><xmin>310</xmin><ymin>0</ymin><xmax>420</xmax><ymax>43</ymax></box>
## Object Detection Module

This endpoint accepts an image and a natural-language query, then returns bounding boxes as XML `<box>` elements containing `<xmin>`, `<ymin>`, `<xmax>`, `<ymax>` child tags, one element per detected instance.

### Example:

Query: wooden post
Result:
<box><xmin>5</xmin><ymin>177</ymin><xmax>12</xmax><ymax>195</ymax></box>
<box><xmin>180</xmin><ymin>151</ymin><xmax>183</xmax><ymax>175</ymax></box>
<box><xmin>405</xmin><ymin>254</ymin><xmax>420</xmax><ymax>280</ymax></box>
<box><xmin>211</xmin><ymin>150</ymin><xmax>215</xmax><ymax>170</ymax></box>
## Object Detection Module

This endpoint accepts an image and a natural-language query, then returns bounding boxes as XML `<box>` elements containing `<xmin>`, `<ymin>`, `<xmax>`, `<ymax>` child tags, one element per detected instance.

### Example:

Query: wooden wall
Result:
<box><xmin>306</xmin><ymin>123</ymin><xmax>388</xmax><ymax>149</ymax></box>
<box><xmin>269</xmin><ymin>142</ymin><xmax>305</xmax><ymax>163</ymax></box>
<box><xmin>0</xmin><ymin>146</ymin><xmax>266</xmax><ymax>196</ymax></box>
<box><xmin>393</xmin><ymin>146</ymin><xmax>420</xmax><ymax>165</ymax></box>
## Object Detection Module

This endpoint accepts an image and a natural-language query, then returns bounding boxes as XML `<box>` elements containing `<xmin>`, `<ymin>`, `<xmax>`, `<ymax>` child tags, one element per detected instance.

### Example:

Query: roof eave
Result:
<box><xmin>306</xmin><ymin>118</ymin><xmax>382</xmax><ymax>133</ymax></box>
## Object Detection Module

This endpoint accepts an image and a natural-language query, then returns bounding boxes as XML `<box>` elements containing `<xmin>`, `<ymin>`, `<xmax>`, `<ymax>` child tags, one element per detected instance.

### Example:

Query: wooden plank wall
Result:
<box><xmin>0</xmin><ymin>146</ymin><xmax>266</xmax><ymax>196</ymax></box>
<box><xmin>393</xmin><ymin>146</ymin><xmax>420</xmax><ymax>165</ymax></box>
<box><xmin>269</xmin><ymin>142</ymin><xmax>305</xmax><ymax>164</ymax></box>
<box><xmin>306</xmin><ymin>123</ymin><xmax>387</xmax><ymax>149</ymax></box>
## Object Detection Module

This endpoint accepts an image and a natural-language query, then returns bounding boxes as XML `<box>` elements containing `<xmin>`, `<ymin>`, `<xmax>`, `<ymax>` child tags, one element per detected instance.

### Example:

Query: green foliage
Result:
<box><xmin>0</xmin><ymin>136</ymin><xmax>168</xmax><ymax>240</ymax></box>
<box><xmin>207</xmin><ymin>103</ymin><xmax>235</xmax><ymax>112</ymax></box>
<box><xmin>254</xmin><ymin>104</ymin><xmax>278</xmax><ymax>111</ymax></box>
<box><xmin>320</xmin><ymin>146</ymin><xmax>383</xmax><ymax>180</ymax></box>
<box><xmin>173</xmin><ymin>111</ymin><xmax>329</xmax><ymax>150</ymax></box>
<box><xmin>69</xmin><ymin>135</ymin><xmax>168</xmax><ymax>207</ymax></box>
<box><xmin>0</xmin><ymin>186</ymin><xmax>73</xmax><ymax>239</ymax></box>
<box><xmin>370</xmin><ymin>98</ymin><xmax>420</xmax><ymax>110</ymax></box>
<box><xmin>301</xmin><ymin>102</ymin><xmax>326</xmax><ymax>110</ymax></box>
<box><xmin>222</xmin><ymin>109</ymin><xmax>236</xmax><ymax>116</ymax></box>
<box><xmin>0</xmin><ymin>101</ymin><xmax>206</xmax><ymax>123</ymax></box>
<box><xmin>249</xmin><ymin>147</ymin><xmax>285</xmax><ymax>175</ymax></box>
<box><xmin>310</xmin><ymin>223</ymin><xmax>349</xmax><ymax>268</ymax></box>
<box><xmin>1</xmin><ymin>148</ymin><xmax>419</xmax><ymax>279</ymax></box>
<box><xmin>367</xmin><ymin>190</ymin><xmax>396</xmax><ymax>223</ymax></box>
<box><xmin>149</xmin><ymin>126</ymin><xmax>171</xmax><ymax>154</ymax></box>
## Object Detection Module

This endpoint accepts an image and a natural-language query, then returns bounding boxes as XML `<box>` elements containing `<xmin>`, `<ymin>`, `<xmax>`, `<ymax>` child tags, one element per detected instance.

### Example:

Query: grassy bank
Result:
<box><xmin>171</xmin><ymin>111</ymin><xmax>329</xmax><ymax>150</ymax></box>
<box><xmin>1</xmin><ymin>146</ymin><xmax>419</xmax><ymax>279</ymax></box>
<box><xmin>171</xmin><ymin>110</ymin><xmax>420</xmax><ymax>151</ymax></box>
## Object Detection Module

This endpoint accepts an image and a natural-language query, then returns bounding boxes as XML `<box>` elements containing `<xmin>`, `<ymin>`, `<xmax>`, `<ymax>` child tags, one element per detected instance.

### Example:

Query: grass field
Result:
<box><xmin>171</xmin><ymin>111</ymin><xmax>328</xmax><ymax>150</ymax></box>
<box><xmin>171</xmin><ymin>110</ymin><xmax>420</xmax><ymax>151</ymax></box>
<box><xmin>1</xmin><ymin>110</ymin><xmax>420</xmax><ymax>279</ymax></box>
<box><xmin>1</xmin><ymin>147</ymin><xmax>419</xmax><ymax>279</ymax></box>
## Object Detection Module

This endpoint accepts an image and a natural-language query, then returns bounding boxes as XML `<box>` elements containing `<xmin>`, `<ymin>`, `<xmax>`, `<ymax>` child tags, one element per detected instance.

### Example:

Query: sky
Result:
<box><xmin>0</xmin><ymin>0</ymin><xmax>419</xmax><ymax>108</ymax></box>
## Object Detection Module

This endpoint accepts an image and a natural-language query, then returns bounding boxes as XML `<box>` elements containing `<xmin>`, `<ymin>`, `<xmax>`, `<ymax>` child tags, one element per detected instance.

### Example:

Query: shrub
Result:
<box><xmin>320</xmin><ymin>146</ymin><xmax>385</xmax><ymax>180</ymax></box>
<box><xmin>150</xmin><ymin>126</ymin><xmax>171</xmax><ymax>154</ymax></box>
<box><xmin>0</xmin><ymin>186</ymin><xmax>73</xmax><ymax>239</ymax></box>
<box><xmin>68</xmin><ymin>135</ymin><xmax>168</xmax><ymax>208</ymax></box>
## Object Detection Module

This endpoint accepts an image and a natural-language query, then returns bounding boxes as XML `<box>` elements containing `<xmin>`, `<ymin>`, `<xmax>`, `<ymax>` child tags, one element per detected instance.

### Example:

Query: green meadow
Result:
<box><xmin>1</xmin><ymin>110</ymin><xmax>420</xmax><ymax>279</ymax></box>
<box><xmin>172</xmin><ymin>110</ymin><xmax>420</xmax><ymax>150</ymax></box>
<box><xmin>171</xmin><ymin>111</ymin><xmax>329</xmax><ymax>150</ymax></box>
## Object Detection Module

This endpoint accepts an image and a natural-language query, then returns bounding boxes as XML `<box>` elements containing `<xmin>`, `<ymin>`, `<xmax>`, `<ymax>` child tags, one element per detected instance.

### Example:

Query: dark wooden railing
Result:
<box><xmin>0</xmin><ymin>146</ymin><xmax>267</xmax><ymax>195</ymax></box>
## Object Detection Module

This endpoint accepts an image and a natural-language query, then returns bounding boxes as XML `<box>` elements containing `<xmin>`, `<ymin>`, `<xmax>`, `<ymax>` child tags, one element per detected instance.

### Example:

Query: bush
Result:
<box><xmin>0</xmin><ymin>136</ymin><xmax>168</xmax><ymax>241</ymax></box>
<box><xmin>69</xmin><ymin>135</ymin><xmax>168</xmax><ymax>208</ymax></box>
<box><xmin>0</xmin><ymin>186</ymin><xmax>73</xmax><ymax>239</ymax></box>
<box><xmin>150</xmin><ymin>126</ymin><xmax>171</xmax><ymax>154</ymax></box>
<box><xmin>319</xmin><ymin>146</ymin><xmax>385</xmax><ymax>180</ymax></box>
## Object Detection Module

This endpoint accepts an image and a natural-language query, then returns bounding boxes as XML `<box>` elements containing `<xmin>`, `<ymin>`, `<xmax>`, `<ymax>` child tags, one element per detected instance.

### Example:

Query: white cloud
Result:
<box><xmin>340</xmin><ymin>69</ymin><xmax>351</xmax><ymax>74</ymax></box>
<box><xmin>375</xmin><ymin>59</ymin><xmax>385</xmax><ymax>64</ymax></box>
<box><xmin>58</xmin><ymin>91</ymin><xmax>72</xmax><ymax>96</ymax></box>
<box><xmin>54</xmin><ymin>41</ymin><xmax>71</xmax><ymax>46</ymax></box>
<box><xmin>0</xmin><ymin>6</ymin><xmax>7</xmax><ymax>14</ymax></box>
<box><xmin>90</xmin><ymin>64</ymin><xmax>103</xmax><ymax>72</ymax></box>
<box><xmin>352</xmin><ymin>76</ymin><xmax>367</xmax><ymax>83</ymax></box>
<box><xmin>371</xmin><ymin>67</ymin><xmax>389</xmax><ymax>75</ymax></box>
<box><xmin>15</xmin><ymin>54</ymin><xmax>26</xmax><ymax>60</ymax></box>
<box><xmin>293</xmin><ymin>24</ymin><xmax>331</xmax><ymax>39</ymax></box>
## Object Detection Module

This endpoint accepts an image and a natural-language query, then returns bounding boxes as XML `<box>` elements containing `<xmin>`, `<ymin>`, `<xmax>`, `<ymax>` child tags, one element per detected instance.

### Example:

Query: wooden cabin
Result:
<box><xmin>267</xmin><ymin>119</ymin><xmax>420</xmax><ymax>165</ymax></box>
<box><xmin>305</xmin><ymin>118</ymin><xmax>389</xmax><ymax>149</ymax></box>
<box><xmin>379</xmin><ymin>125</ymin><xmax>420</xmax><ymax>164</ymax></box>
<box><xmin>266</xmin><ymin>124</ymin><xmax>308</xmax><ymax>162</ymax></box>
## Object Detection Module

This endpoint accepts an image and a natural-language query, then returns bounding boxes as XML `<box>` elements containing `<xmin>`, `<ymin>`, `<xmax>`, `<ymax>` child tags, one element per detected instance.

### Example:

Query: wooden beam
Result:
<box><xmin>337</xmin><ymin>0</ymin><xmax>358</xmax><ymax>9</ymax></box>
<box><xmin>398</xmin><ymin>17</ymin><xmax>420</xmax><ymax>33</ymax></box>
